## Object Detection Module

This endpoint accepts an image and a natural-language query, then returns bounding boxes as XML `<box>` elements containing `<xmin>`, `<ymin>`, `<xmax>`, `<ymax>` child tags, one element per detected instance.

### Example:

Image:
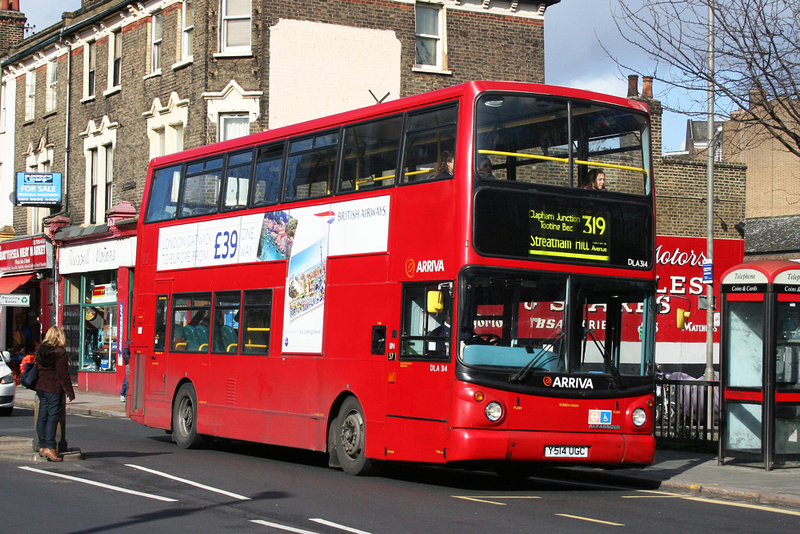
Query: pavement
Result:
<box><xmin>4</xmin><ymin>387</ymin><xmax>800</xmax><ymax>511</ymax></box>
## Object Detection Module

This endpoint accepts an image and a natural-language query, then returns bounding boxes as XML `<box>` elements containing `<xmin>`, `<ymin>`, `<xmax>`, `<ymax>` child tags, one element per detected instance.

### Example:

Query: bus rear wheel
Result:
<box><xmin>173</xmin><ymin>383</ymin><xmax>208</xmax><ymax>449</ymax></box>
<box><xmin>335</xmin><ymin>397</ymin><xmax>376</xmax><ymax>476</ymax></box>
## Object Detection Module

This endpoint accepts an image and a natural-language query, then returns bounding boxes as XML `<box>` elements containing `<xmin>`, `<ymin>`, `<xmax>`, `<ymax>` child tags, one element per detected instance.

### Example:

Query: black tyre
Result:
<box><xmin>335</xmin><ymin>397</ymin><xmax>375</xmax><ymax>475</ymax></box>
<box><xmin>0</xmin><ymin>406</ymin><xmax>12</xmax><ymax>416</ymax></box>
<box><xmin>172</xmin><ymin>383</ymin><xmax>207</xmax><ymax>449</ymax></box>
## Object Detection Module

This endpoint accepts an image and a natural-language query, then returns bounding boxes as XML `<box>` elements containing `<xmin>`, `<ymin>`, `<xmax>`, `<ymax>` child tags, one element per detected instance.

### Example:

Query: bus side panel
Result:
<box><xmin>322</xmin><ymin>254</ymin><xmax>393</xmax><ymax>459</ymax></box>
<box><xmin>191</xmin><ymin>262</ymin><xmax>286</xmax><ymax>443</ymax></box>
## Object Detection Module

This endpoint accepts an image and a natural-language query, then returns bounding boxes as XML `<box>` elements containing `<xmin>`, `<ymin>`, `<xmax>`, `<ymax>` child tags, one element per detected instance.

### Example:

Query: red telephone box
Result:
<box><xmin>720</xmin><ymin>260</ymin><xmax>800</xmax><ymax>469</ymax></box>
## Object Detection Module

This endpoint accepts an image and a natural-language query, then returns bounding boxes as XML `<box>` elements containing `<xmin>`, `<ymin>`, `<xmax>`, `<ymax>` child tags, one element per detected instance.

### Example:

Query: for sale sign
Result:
<box><xmin>15</xmin><ymin>172</ymin><xmax>62</xmax><ymax>206</ymax></box>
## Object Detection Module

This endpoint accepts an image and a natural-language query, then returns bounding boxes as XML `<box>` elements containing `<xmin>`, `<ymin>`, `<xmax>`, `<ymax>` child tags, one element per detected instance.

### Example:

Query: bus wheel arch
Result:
<box><xmin>172</xmin><ymin>381</ymin><xmax>208</xmax><ymax>449</ymax></box>
<box><xmin>332</xmin><ymin>395</ymin><xmax>377</xmax><ymax>476</ymax></box>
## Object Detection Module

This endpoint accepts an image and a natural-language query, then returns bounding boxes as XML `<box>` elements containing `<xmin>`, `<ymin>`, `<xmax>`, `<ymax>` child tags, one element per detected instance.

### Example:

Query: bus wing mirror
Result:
<box><xmin>676</xmin><ymin>308</ymin><xmax>690</xmax><ymax>330</ymax></box>
<box><xmin>427</xmin><ymin>290</ymin><xmax>444</xmax><ymax>314</ymax></box>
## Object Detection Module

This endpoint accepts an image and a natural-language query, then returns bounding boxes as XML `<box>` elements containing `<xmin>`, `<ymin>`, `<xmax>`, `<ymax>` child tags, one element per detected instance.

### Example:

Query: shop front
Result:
<box><xmin>59</xmin><ymin>237</ymin><xmax>136</xmax><ymax>394</ymax></box>
<box><xmin>0</xmin><ymin>236</ymin><xmax>55</xmax><ymax>376</ymax></box>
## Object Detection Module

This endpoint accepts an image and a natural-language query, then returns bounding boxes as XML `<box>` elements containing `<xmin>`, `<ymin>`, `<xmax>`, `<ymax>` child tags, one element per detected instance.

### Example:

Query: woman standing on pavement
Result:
<box><xmin>35</xmin><ymin>326</ymin><xmax>75</xmax><ymax>462</ymax></box>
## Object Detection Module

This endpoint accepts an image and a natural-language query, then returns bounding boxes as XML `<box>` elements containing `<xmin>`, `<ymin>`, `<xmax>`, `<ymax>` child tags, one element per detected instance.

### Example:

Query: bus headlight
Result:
<box><xmin>632</xmin><ymin>407</ymin><xmax>647</xmax><ymax>427</ymax></box>
<box><xmin>485</xmin><ymin>401</ymin><xmax>503</xmax><ymax>422</ymax></box>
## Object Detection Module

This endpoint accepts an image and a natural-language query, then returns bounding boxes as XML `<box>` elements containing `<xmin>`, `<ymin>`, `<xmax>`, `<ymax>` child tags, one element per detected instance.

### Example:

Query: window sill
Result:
<box><xmin>143</xmin><ymin>70</ymin><xmax>162</xmax><ymax>81</ymax></box>
<box><xmin>172</xmin><ymin>56</ymin><xmax>194</xmax><ymax>71</ymax></box>
<box><xmin>43</xmin><ymin>110</ymin><xmax>58</xmax><ymax>119</ymax></box>
<box><xmin>103</xmin><ymin>86</ymin><xmax>121</xmax><ymax>97</ymax></box>
<box><xmin>80</xmin><ymin>95</ymin><xmax>96</xmax><ymax>104</ymax></box>
<box><xmin>213</xmin><ymin>51</ymin><xmax>253</xmax><ymax>59</ymax></box>
<box><xmin>412</xmin><ymin>66</ymin><xmax>453</xmax><ymax>76</ymax></box>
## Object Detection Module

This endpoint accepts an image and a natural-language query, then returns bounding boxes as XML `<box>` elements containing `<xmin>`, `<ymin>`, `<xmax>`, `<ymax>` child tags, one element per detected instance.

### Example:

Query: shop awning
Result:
<box><xmin>0</xmin><ymin>273</ymin><xmax>35</xmax><ymax>294</ymax></box>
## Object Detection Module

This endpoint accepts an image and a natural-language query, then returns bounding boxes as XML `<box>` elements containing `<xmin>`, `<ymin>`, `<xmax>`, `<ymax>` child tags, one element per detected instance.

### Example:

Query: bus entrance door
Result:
<box><xmin>146</xmin><ymin>285</ymin><xmax>171</xmax><ymax>398</ymax></box>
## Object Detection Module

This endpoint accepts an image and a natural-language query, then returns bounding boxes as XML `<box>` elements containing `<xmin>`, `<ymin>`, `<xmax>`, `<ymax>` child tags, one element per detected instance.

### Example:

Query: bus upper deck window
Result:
<box><xmin>340</xmin><ymin>115</ymin><xmax>402</xmax><ymax>192</ymax></box>
<box><xmin>285</xmin><ymin>131</ymin><xmax>338</xmax><ymax>201</ymax></box>
<box><xmin>181</xmin><ymin>157</ymin><xmax>223</xmax><ymax>217</ymax></box>
<box><xmin>252</xmin><ymin>142</ymin><xmax>284</xmax><ymax>207</ymax></box>
<box><xmin>402</xmin><ymin>104</ymin><xmax>458</xmax><ymax>183</ymax></box>
<box><xmin>222</xmin><ymin>150</ymin><xmax>253</xmax><ymax>211</ymax></box>
<box><xmin>145</xmin><ymin>164</ymin><xmax>181</xmax><ymax>222</ymax></box>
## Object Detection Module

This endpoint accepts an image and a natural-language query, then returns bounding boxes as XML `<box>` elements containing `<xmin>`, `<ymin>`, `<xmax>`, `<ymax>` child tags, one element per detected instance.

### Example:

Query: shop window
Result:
<box><xmin>171</xmin><ymin>293</ymin><xmax>212</xmax><ymax>352</ymax></box>
<box><xmin>241</xmin><ymin>290</ymin><xmax>271</xmax><ymax>354</ymax></box>
<box><xmin>65</xmin><ymin>275</ymin><xmax>81</xmax><ymax>303</ymax></box>
<box><xmin>65</xmin><ymin>272</ymin><xmax>119</xmax><ymax>372</ymax></box>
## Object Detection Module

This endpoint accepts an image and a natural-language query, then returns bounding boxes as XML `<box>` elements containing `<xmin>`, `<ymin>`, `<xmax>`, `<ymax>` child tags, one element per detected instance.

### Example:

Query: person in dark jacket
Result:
<box><xmin>35</xmin><ymin>326</ymin><xmax>75</xmax><ymax>462</ymax></box>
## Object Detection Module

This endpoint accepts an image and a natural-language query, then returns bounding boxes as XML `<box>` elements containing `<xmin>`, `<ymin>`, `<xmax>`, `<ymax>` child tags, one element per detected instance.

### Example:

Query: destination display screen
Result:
<box><xmin>473</xmin><ymin>188</ymin><xmax>653</xmax><ymax>269</ymax></box>
<box><xmin>528</xmin><ymin>206</ymin><xmax>610</xmax><ymax>262</ymax></box>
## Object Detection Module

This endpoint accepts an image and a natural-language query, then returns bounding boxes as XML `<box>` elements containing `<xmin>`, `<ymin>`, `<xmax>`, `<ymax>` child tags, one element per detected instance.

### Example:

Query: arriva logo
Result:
<box><xmin>546</xmin><ymin>376</ymin><xmax>595</xmax><ymax>389</ymax></box>
<box><xmin>405</xmin><ymin>257</ymin><xmax>445</xmax><ymax>278</ymax></box>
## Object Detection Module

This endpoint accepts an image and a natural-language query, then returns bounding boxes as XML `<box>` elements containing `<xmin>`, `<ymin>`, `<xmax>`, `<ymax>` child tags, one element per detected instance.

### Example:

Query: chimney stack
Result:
<box><xmin>0</xmin><ymin>0</ymin><xmax>25</xmax><ymax>56</ymax></box>
<box><xmin>642</xmin><ymin>76</ymin><xmax>653</xmax><ymax>99</ymax></box>
<box><xmin>627</xmin><ymin>75</ymin><xmax>639</xmax><ymax>98</ymax></box>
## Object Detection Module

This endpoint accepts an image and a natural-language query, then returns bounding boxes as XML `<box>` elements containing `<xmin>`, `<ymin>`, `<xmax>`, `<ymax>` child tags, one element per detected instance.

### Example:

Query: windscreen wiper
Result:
<box><xmin>510</xmin><ymin>331</ymin><xmax>564</xmax><ymax>384</ymax></box>
<box><xmin>584</xmin><ymin>327</ymin><xmax>625</xmax><ymax>389</ymax></box>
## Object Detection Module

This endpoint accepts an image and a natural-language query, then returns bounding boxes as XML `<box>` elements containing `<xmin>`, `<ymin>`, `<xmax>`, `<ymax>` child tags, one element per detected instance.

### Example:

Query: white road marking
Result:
<box><xmin>19</xmin><ymin>465</ymin><xmax>177</xmax><ymax>502</ymax></box>
<box><xmin>251</xmin><ymin>519</ymin><xmax>320</xmax><ymax>533</ymax></box>
<box><xmin>125</xmin><ymin>463</ymin><xmax>251</xmax><ymax>500</ymax></box>
<box><xmin>310</xmin><ymin>518</ymin><xmax>373</xmax><ymax>534</ymax></box>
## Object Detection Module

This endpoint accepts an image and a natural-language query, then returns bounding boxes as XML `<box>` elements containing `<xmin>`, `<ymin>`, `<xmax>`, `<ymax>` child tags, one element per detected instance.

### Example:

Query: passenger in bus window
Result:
<box><xmin>435</xmin><ymin>151</ymin><xmax>454</xmax><ymax>179</ymax></box>
<box><xmin>476</xmin><ymin>156</ymin><xmax>494</xmax><ymax>179</ymax></box>
<box><xmin>583</xmin><ymin>169</ymin><xmax>606</xmax><ymax>190</ymax></box>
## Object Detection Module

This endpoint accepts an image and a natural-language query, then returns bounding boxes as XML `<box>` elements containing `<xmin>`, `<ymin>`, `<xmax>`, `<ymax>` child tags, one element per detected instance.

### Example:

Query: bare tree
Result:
<box><xmin>612</xmin><ymin>0</ymin><xmax>800</xmax><ymax>157</ymax></box>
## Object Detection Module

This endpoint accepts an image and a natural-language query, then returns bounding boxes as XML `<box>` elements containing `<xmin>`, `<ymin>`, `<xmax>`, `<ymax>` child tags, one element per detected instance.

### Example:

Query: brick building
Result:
<box><xmin>724</xmin><ymin>92</ymin><xmax>800</xmax><ymax>261</ymax></box>
<box><xmin>0</xmin><ymin>0</ymin><xmax>558</xmax><ymax>392</ymax></box>
<box><xmin>627</xmin><ymin>75</ymin><xmax>747</xmax><ymax>242</ymax></box>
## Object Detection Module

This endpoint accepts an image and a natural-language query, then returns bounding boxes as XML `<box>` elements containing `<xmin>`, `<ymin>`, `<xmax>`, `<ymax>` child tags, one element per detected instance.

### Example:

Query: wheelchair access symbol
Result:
<box><xmin>588</xmin><ymin>409</ymin><xmax>612</xmax><ymax>425</ymax></box>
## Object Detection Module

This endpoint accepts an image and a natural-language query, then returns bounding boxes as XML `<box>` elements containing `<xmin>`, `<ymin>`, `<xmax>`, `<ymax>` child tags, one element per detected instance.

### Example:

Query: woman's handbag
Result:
<box><xmin>21</xmin><ymin>361</ymin><xmax>38</xmax><ymax>389</ymax></box>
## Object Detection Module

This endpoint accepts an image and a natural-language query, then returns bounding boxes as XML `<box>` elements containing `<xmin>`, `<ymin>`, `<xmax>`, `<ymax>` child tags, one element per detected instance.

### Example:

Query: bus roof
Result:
<box><xmin>147</xmin><ymin>80</ymin><xmax>650</xmax><ymax>172</ymax></box>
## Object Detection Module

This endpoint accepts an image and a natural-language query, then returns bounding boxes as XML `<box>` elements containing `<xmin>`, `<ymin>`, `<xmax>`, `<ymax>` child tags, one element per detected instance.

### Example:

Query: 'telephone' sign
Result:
<box><xmin>15</xmin><ymin>172</ymin><xmax>62</xmax><ymax>206</ymax></box>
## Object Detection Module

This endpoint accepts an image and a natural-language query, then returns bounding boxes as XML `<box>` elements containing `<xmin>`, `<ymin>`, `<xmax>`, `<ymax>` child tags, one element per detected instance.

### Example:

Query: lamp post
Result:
<box><xmin>705</xmin><ymin>0</ymin><xmax>716</xmax><ymax>438</ymax></box>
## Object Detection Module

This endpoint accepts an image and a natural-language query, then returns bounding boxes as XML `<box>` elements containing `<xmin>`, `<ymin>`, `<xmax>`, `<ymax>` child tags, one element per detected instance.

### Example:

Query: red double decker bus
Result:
<box><xmin>129</xmin><ymin>81</ymin><xmax>657</xmax><ymax>475</ymax></box>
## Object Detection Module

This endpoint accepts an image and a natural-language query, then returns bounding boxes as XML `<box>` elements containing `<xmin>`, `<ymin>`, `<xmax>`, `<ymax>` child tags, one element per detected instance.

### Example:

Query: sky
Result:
<box><xmin>544</xmin><ymin>1</ymin><xmax>687</xmax><ymax>154</ymax></box>
<box><xmin>25</xmin><ymin>0</ymin><xmax>687</xmax><ymax>153</ymax></box>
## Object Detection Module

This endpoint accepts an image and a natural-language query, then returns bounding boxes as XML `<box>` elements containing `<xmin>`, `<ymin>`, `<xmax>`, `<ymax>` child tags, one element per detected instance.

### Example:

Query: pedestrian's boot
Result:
<box><xmin>38</xmin><ymin>448</ymin><xmax>45</xmax><ymax>457</ymax></box>
<box><xmin>42</xmin><ymin>448</ymin><xmax>62</xmax><ymax>462</ymax></box>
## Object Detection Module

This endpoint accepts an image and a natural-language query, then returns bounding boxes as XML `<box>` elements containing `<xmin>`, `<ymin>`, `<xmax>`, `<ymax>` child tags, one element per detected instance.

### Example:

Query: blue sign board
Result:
<box><xmin>703</xmin><ymin>260</ymin><xmax>713</xmax><ymax>284</ymax></box>
<box><xmin>15</xmin><ymin>172</ymin><xmax>62</xmax><ymax>206</ymax></box>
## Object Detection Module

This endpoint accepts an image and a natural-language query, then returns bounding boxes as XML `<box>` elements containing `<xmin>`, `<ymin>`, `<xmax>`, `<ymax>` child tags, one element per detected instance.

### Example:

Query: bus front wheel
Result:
<box><xmin>173</xmin><ymin>383</ymin><xmax>208</xmax><ymax>449</ymax></box>
<box><xmin>335</xmin><ymin>397</ymin><xmax>375</xmax><ymax>476</ymax></box>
